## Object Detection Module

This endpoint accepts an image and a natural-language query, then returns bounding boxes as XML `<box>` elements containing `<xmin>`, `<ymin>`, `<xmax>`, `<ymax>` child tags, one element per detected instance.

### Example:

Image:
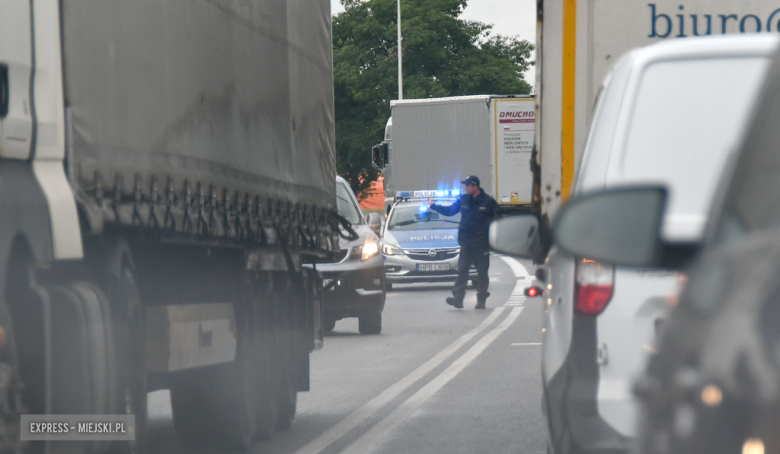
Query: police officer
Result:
<box><xmin>428</xmin><ymin>176</ymin><xmax>498</xmax><ymax>309</ymax></box>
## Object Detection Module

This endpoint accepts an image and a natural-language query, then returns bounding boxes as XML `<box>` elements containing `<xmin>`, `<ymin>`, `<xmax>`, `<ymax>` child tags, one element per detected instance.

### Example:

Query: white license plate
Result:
<box><xmin>417</xmin><ymin>263</ymin><xmax>450</xmax><ymax>271</ymax></box>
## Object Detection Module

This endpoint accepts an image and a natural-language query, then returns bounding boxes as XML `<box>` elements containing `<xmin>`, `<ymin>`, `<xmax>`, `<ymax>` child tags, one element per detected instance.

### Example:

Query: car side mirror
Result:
<box><xmin>553</xmin><ymin>186</ymin><xmax>674</xmax><ymax>267</ymax></box>
<box><xmin>367</xmin><ymin>212</ymin><xmax>382</xmax><ymax>235</ymax></box>
<box><xmin>488</xmin><ymin>214</ymin><xmax>543</xmax><ymax>258</ymax></box>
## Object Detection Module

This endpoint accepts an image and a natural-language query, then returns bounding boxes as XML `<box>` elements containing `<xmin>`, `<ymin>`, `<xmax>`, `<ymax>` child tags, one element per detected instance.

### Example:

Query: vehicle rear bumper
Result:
<box><xmin>545</xmin><ymin>317</ymin><xmax>631</xmax><ymax>454</ymax></box>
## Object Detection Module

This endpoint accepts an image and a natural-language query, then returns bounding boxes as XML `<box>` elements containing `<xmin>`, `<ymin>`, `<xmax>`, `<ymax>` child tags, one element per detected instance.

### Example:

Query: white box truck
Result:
<box><xmin>536</xmin><ymin>0</ymin><xmax>780</xmax><ymax>219</ymax></box>
<box><xmin>372</xmin><ymin>95</ymin><xmax>535</xmax><ymax>214</ymax></box>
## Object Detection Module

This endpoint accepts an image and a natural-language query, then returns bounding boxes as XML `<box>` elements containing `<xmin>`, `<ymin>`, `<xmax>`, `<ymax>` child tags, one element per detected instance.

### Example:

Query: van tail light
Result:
<box><xmin>575</xmin><ymin>259</ymin><xmax>614</xmax><ymax>315</ymax></box>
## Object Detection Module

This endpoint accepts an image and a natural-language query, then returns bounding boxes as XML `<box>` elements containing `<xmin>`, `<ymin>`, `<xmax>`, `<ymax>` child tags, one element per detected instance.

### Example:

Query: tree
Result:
<box><xmin>333</xmin><ymin>0</ymin><xmax>534</xmax><ymax>199</ymax></box>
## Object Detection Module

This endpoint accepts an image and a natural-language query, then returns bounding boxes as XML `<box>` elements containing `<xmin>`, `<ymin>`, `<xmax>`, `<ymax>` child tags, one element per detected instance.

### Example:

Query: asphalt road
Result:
<box><xmin>147</xmin><ymin>255</ymin><xmax>546</xmax><ymax>454</ymax></box>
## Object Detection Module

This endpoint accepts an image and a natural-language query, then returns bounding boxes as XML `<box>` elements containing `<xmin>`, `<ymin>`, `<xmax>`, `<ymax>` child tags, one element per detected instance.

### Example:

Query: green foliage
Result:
<box><xmin>333</xmin><ymin>0</ymin><xmax>534</xmax><ymax>199</ymax></box>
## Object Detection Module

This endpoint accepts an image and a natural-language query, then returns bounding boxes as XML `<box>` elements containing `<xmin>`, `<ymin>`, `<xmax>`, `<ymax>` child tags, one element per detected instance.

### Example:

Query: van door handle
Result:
<box><xmin>0</xmin><ymin>64</ymin><xmax>8</xmax><ymax>118</ymax></box>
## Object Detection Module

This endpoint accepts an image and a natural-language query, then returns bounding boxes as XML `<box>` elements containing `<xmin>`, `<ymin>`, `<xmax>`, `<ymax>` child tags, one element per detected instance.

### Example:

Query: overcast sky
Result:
<box><xmin>329</xmin><ymin>0</ymin><xmax>537</xmax><ymax>87</ymax></box>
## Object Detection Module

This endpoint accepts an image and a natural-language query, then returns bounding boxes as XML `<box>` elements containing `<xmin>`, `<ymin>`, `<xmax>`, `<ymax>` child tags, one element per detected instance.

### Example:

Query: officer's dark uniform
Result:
<box><xmin>430</xmin><ymin>176</ymin><xmax>498</xmax><ymax>308</ymax></box>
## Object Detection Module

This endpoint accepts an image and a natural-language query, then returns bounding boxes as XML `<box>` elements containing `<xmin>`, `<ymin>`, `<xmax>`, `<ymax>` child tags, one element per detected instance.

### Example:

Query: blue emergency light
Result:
<box><xmin>395</xmin><ymin>188</ymin><xmax>460</xmax><ymax>200</ymax></box>
<box><xmin>419</xmin><ymin>205</ymin><xmax>428</xmax><ymax>212</ymax></box>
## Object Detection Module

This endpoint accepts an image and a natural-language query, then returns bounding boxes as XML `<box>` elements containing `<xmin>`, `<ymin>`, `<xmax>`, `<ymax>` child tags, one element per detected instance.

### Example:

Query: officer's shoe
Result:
<box><xmin>446</xmin><ymin>296</ymin><xmax>464</xmax><ymax>309</ymax></box>
<box><xmin>475</xmin><ymin>292</ymin><xmax>490</xmax><ymax>309</ymax></box>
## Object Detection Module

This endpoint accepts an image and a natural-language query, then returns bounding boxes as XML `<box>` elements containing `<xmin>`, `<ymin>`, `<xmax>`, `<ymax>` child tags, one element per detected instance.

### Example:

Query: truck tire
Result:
<box><xmin>275</xmin><ymin>381</ymin><xmax>297</xmax><ymax>431</ymax></box>
<box><xmin>47</xmin><ymin>282</ymin><xmax>119</xmax><ymax>454</ymax></box>
<box><xmin>323</xmin><ymin>317</ymin><xmax>336</xmax><ymax>332</ymax></box>
<box><xmin>271</xmin><ymin>272</ymin><xmax>298</xmax><ymax>432</ymax></box>
<box><xmin>170</xmin><ymin>323</ymin><xmax>273</xmax><ymax>450</ymax></box>
<box><xmin>0</xmin><ymin>296</ymin><xmax>26</xmax><ymax>453</ymax></box>
<box><xmin>1</xmin><ymin>247</ymin><xmax>45</xmax><ymax>454</ymax></box>
<box><xmin>95</xmin><ymin>242</ymin><xmax>147</xmax><ymax>454</ymax></box>
<box><xmin>358</xmin><ymin>313</ymin><xmax>382</xmax><ymax>335</ymax></box>
<box><xmin>170</xmin><ymin>360</ymin><xmax>257</xmax><ymax>451</ymax></box>
<box><xmin>170</xmin><ymin>275</ymin><xmax>277</xmax><ymax>450</ymax></box>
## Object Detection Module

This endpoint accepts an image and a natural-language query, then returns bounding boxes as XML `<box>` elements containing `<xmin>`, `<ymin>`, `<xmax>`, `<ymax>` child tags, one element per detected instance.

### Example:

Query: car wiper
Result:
<box><xmin>389</xmin><ymin>220</ymin><xmax>423</xmax><ymax>228</ymax></box>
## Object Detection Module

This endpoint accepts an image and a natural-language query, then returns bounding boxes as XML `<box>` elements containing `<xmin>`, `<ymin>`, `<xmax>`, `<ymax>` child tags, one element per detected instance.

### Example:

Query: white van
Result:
<box><xmin>536</xmin><ymin>35</ymin><xmax>777</xmax><ymax>454</ymax></box>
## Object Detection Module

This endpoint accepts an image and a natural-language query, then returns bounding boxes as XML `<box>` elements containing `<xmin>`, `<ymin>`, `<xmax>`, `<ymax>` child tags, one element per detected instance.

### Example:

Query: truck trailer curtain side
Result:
<box><xmin>62</xmin><ymin>0</ymin><xmax>336</xmax><ymax>251</ymax></box>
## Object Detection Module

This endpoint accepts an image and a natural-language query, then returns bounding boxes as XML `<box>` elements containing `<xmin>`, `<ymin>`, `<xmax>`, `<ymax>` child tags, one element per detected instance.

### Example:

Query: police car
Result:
<box><xmin>381</xmin><ymin>190</ymin><xmax>477</xmax><ymax>288</ymax></box>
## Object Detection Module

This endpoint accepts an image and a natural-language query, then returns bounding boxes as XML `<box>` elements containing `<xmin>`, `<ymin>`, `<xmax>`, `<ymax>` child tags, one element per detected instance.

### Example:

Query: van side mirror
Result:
<box><xmin>553</xmin><ymin>186</ymin><xmax>694</xmax><ymax>268</ymax></box>
<box><xmin>367</xmin><ymin>212</ymin><xmax>382</xmax><ymax>235</ymax></box>
<box><xmin>371</xmin><ymin>143</ymin><xmax>388</xmax><ymax>169</ymax></box>
<box><xmin>488</xmin><ymin>214</ymin><xmax>543</xmax><ymax>258</ymax></box>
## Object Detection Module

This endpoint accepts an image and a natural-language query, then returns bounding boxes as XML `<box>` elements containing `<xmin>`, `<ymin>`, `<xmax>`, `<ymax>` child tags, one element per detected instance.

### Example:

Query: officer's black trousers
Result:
<box><xmin>452</xmin><ymin>245</ymin><xmax>490</xmax><ymax>299</ymax></box>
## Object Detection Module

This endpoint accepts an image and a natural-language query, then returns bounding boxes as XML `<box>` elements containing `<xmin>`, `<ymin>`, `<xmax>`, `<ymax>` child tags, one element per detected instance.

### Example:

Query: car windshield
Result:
<box><xmin>336</xmin><ymin>183</ymin><xmax>362</xmax><ymax>225</ymax></box>
<box><xmin>387</xmin><ymin>203</ymin><xmax>461</xmax><ymax>230</ymax></box>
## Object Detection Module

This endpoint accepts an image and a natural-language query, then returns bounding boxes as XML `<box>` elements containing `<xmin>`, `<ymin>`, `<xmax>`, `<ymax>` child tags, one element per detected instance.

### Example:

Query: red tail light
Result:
<box><xmin>575</xmin><ymin>259</ymin><xmax>614</xmax><ymax>315</ymax></box>
<box><xmin>527</xmin><ymin>287</ymin><xmax>538</xmax><ymax>297</ymax></box>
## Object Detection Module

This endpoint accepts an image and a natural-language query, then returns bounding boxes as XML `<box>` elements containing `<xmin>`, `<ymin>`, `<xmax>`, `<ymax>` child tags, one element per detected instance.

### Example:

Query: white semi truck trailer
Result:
<box><xmin>372</xmin><ymin>95</ymin><xmax>536</xmax><ymax>215</ymax></box>
<box><xmin>0</xmin><ymin>0</ymin><xmax>340</xmax><ymax>452</ymax></box>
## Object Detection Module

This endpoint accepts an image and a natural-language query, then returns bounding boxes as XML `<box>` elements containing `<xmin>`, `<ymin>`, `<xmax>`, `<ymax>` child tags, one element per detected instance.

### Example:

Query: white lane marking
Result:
<box><xmin>512</xmin><ymin>280</ymin><xmax>527</xmax><ymax>294</ymax></box>
<box><xmin>292</xmin><ymin>307</ymin><xmax>507</xmax><ymax>454</ymax></box>
<box><xmin>511</xmin><ymin>343</ymin><xmax>541</xmax><ymax>346</ymax></box>
<box><xmin>340</xmin><ymin>307</ymin><xmax>525</xmax><ymax>454</ymax></box>
<box><xmin>498</xmin><ymin>255</ymin><xmax>532</xmax><ymax>280</ymax></box>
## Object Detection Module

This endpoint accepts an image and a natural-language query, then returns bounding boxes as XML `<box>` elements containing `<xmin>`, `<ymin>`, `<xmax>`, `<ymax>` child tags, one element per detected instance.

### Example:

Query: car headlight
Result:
<box><xmin>382</xmin><ymin>244</ymin><xmax>404</xmax><ymax>255</ymax></box>
<box><xmin>362</xmin><ymin>239</ymin><xmax>379</xmax><ymax>261</ymax></box>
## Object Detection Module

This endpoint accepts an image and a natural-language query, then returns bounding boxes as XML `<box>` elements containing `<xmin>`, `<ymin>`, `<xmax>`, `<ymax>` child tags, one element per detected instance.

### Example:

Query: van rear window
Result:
<box><xmin>620</xmin><ymin>56</ymin><xmax>769</xmax><ymax>240</ymax></box>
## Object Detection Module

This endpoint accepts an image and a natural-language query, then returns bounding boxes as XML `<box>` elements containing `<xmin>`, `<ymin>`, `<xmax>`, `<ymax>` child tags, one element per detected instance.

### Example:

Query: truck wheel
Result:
<box><xmin>170</xmin><ymin>275</ymin><xmax>277</xmax><ymax>450</ymax></box>
<box><xmin>0</xmin><ymin>296</ymin><xmax>26</xmax><ymax>453</ymax></box>
<box><xmin>171</xmin><ymin>360</ymin><xmax>257</xmax><ymax>451</ymax></box>
<box><xmin>323</xmin><ymin>316</ymin><xmax>336</xmax><ymax>332</ymax></box>
<box><xmin>275</xmin><ymin>381</ymin><xmax>297</xmax><ymax>431</ymax></box>
<box><xmin>358</xmin><ymin>313</ymin><xmax>382</xmax><ymax>335</ymax></box>
<box><xmin>47</xmin><ymin>282</ymin><xmax>119</xmax><ymax>454</ymax></box>
<box><xmin>97</xmin><ymin>245</ymin><xmax>147</xmax><ymax>454</ymax></box>
<box><xmin>171</xmin><ymin>331</ymin><xmax>268</xmax><ymax>451</ymax></box>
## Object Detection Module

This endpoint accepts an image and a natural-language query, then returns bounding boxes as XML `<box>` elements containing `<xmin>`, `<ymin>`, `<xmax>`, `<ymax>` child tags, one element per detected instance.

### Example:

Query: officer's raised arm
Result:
<box><xmin>429</xmin><ymin>197</ymin><xmax>460</xmax><ymax>216</ymax></box>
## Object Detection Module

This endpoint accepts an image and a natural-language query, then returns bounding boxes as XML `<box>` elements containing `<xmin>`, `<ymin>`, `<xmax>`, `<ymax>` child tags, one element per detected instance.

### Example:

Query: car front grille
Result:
<box><xmin>334</xmin><ymin>248</ymin><xmax>349</xmax><ymax>262</ymax></box>
<box><xmin>403</xmin><ymin>247</ymin><xmax>459</xmax><ymax>262</ymax></box>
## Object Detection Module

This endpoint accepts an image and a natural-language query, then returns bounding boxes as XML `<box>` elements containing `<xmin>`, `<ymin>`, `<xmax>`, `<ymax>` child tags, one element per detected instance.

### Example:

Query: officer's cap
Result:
<box><xmin>460</xmin><ymin>175</ymin><xmax>480</xmax><ymax>187</ymax></box>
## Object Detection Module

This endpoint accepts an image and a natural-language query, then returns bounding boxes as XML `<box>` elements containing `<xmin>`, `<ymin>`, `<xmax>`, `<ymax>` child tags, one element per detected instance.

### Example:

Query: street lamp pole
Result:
<box><xmin>397</xmin><ymin>0</ymin><xmax>403</xmax><ymax>100</ymax></box>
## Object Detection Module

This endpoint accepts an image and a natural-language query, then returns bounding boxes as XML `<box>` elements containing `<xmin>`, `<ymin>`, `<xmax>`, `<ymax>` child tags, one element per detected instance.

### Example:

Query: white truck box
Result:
<box><xmin>537</xmin><ymin>0</ymin><xmax>780</xmax><ymax>218</ymax></box>
<box><xmin>376</xmin><ymin>95</ymin><xmax>535</xmax><ymax>213</ymax></box>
